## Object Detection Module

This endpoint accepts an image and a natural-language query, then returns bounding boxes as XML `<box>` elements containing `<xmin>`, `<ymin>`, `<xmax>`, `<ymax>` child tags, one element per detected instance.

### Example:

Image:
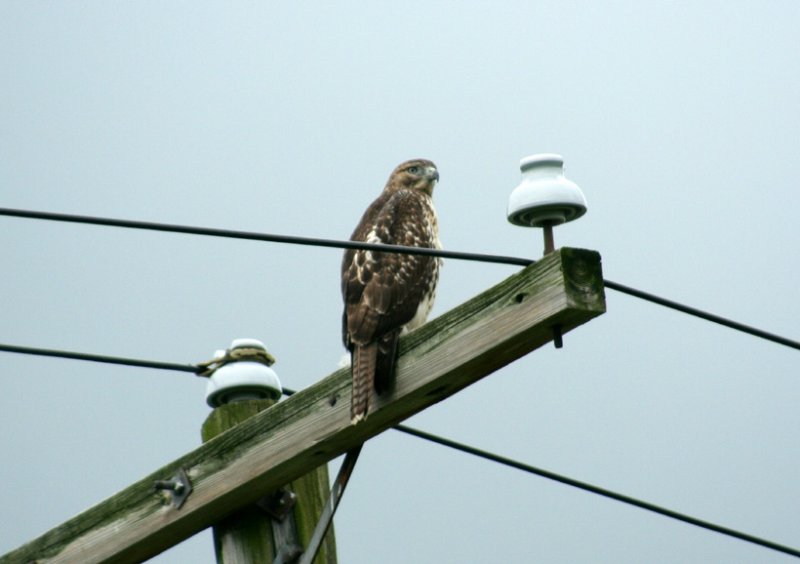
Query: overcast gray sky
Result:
<box><xmin>2</xmin><ymin>2</ymin><xmax>799</xmax><ymax>562</ymax></box>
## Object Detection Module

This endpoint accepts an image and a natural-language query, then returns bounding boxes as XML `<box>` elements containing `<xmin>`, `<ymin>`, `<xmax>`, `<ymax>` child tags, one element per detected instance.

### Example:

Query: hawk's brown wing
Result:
<box><xmin>341</xmin><ymin>189</ymin><xmax>438</xmax><ymax>349</ymax></box>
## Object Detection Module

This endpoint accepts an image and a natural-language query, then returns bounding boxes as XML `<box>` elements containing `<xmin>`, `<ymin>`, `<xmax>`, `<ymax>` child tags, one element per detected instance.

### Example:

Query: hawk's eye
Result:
<box><xmin>407</xmin><ymin>166</ymin><xmax>421</xmax><ymax>175</ymax></box>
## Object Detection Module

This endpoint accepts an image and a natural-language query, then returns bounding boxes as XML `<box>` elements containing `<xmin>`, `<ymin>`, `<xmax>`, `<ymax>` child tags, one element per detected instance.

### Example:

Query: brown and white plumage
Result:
<box><xmin>341</xmin><ymin>159</ymin><xmax>441</xmax><ymax>423</ymax></box>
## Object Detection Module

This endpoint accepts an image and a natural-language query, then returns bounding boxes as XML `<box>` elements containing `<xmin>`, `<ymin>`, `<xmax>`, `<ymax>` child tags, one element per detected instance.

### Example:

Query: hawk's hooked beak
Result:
<box><xmin>425</xmin><ymin>166</ymin><xmax>440</xmax><ymax>182</ymax></box>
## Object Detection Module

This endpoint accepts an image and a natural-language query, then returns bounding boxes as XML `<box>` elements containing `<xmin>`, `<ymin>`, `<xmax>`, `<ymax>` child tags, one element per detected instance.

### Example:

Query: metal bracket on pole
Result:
<box><xmin>290</xmin><ymin>445</ymin><xmax>363</xmax><ymax>564</ymax></box>
<box><xmin>257</xmin><ymin>488</ymin><xmax>303</xmax><ymax>562</ymax></box>
<box><xmin>258</xmin><ymin>488</ymin><xmax>298</xmax><ymax>521</ymax></box>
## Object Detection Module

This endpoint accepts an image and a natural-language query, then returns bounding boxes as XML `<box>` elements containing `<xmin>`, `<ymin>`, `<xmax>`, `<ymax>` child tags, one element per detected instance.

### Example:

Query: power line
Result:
<box><xmin>604</xmin><ymin>280</ymin><xmax>800</xmax><ymax>350</ymax></box>
<box><xmin>279</xmin><ymin>388</ymin><xmax>800</xmax><ymax>558</ymax></box>
<box><xmin>3</xmin><ymin>207</ymin><xmax>795</xmax><ymax>555</ymax></box>
<box><xmin>0</xmin><ymin>346</ymin><xmax>795</xmax><ymax>558</ymax></box>
<box><xmin>391</xmin><ymin>424</ymin><xmax>800</xmax><ymax>559</ymax></box>
<box><xmin>2</xmin><ymin>206</ymin><xmax>798</xmax><ymax>352</ymax></box>
<box><xmin>0</xmin><ymin>207</ymin><xmax>529</xmax><ymax>267</ymax></box>
<box><xmin>284</xmin><ymin>386</ymin><xmax>799</xmax><ymax>559</ymax></box>
<box><xmin>0</xmin><ymin>343</ymin><xmax>199</xmax><ymax>373</ymax></box>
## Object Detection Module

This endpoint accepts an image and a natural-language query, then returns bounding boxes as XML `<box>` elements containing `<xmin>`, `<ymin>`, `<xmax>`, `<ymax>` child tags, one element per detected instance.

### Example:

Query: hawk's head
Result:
<box><xmin>385</xmin><ymin>159</ymin><xmax>439</xmax><ymax>196</ymax></box>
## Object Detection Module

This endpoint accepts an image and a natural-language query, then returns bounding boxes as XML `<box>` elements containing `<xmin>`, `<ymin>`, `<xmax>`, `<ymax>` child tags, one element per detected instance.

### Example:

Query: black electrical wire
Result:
<box><xmin>2</xmin><ymin>206</ymin><xmax>798</xmax><ymax>352</ymax></box>
<box><xmin>283</xmin><ymin>389</ymin><xmax>800</xmax><ymax>558</ymax></box>
<box><xmin>391</xmin><ymin>424</ymin><xmax>800</xmax><ymax>559</ymax></box>
<box><xmin>603</xmin><ymin>280</ymin><xmax>800</xmax><ymax>350</ymax></box>
<box><xmin>0</xmin><ymin>345</ymin><xmax>795</xmax><ymax>558</ymax></box>
<box><xmin>1</xmin><ymin>209</ymin><xmax>796</xmax><ymax>557</ymax></box>
<box><xmin>0</xmin><ymin>343</ymin><xmax>200</xmax><ymax>374</ymax></box>
<box><xmin>0</xmin><ymin>207</ymin><xmax>530</xmax><ymax>267</ymax></box>
<box><xmin>285</xmin><ymin>388</ymin><xmax>800</xmax><ymax>558</ymax></box>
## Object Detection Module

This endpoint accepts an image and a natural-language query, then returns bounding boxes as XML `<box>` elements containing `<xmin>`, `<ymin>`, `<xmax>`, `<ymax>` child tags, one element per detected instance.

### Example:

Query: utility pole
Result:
<box><xmin>1</xmin><ymin>247</ymin><xmax>605</xmax><ymax>563</ymax></box>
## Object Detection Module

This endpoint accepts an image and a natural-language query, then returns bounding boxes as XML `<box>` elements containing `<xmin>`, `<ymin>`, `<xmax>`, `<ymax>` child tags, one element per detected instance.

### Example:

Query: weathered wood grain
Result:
<box><xmin>201</xmin><ymin>399</ymin><xmax>337</xmax><ymax>563</ymax></box>
<box><xmin>1</xmin><ymin>247</ymin><xmax>604</xmax><ymax>564</ymax></box>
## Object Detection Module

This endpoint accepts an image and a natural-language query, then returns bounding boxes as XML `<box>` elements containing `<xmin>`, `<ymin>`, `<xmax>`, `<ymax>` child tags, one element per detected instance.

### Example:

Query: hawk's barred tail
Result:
<box><xmin>351</xmin><ymin>342</ymin><xmax>377</xmax><ymax>423</ymax></box>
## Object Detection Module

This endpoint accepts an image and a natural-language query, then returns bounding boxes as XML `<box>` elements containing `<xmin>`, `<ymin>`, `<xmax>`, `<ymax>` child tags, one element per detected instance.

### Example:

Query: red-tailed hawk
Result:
<box><xmin>342</xmin><ymin>159</ymin><xmax>441</xmax><ymax>423</ymax></box>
